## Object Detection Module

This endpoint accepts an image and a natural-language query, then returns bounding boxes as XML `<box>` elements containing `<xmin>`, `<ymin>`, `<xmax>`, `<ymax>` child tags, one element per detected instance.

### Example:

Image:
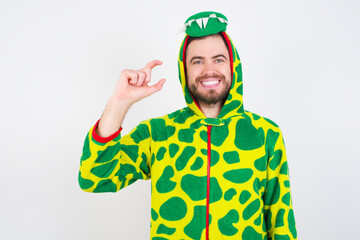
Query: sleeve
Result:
<box><xmin>78</xmin><ymin>120</ymin><xmax>152</xmax><ymax>193</ymax></box>
<box><xmin>263</xmin><ymin>127</ymin><xmax>297</xmax><ymax>240</ymax></box>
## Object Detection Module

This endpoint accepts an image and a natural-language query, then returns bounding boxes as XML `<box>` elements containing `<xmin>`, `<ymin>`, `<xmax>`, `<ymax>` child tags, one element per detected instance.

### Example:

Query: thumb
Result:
<box><xmin>146</xmin><ymin>78</ymin><xmax>166</xmax><ymax>95</ymax></box>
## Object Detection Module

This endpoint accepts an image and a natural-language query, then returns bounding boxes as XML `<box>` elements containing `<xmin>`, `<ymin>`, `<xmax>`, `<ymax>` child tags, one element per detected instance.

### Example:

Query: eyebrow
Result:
<box><xmin>189</xmin><ymin>56</ymin><xmax>205</xmax><ymax>63</ymax></box>
<box><xmin>213</xmin><ymin>54</ymin><xmax>227</xmax><ymax>59</ymax></box>
<box><xmin>189</xmin><ymin>54</ymin><xmax>227</xmax><ymax>63</ymax></box>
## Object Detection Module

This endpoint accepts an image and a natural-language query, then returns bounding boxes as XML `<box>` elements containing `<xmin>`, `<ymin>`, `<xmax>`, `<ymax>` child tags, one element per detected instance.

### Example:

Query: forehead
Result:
<box><xmin>186</xmin><ymin>34</ymin><xmax>229</xmax><ymax>59</ymax></box>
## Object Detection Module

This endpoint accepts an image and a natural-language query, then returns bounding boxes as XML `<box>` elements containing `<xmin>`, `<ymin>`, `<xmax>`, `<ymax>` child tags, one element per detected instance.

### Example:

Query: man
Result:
<box><xmin>79</xmin><ymin>11</ymin><xmax>297</xmax><ymax>240</ymax></box>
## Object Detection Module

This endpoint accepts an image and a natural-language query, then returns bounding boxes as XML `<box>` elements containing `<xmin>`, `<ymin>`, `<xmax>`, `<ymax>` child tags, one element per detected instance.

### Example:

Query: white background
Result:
<box><xmin>1</xmin><ymin>0</ymin><xmax>359</xmax><ymax>239</ymax></box>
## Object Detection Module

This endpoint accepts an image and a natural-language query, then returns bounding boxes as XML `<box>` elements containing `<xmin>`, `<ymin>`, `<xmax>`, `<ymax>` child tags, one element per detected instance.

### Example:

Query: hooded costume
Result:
<box><xmin>79</xmin><ymin>11</ymin><xmax>297</xmax><ymax>240</ymax></box>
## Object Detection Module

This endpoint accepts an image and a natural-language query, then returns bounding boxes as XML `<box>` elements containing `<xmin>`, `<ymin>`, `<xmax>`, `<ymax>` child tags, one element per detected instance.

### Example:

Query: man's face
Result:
<box><xmin>185</xmin><ymin>34</ymin><xmax>232</xmax><ymax>107</ymax></box>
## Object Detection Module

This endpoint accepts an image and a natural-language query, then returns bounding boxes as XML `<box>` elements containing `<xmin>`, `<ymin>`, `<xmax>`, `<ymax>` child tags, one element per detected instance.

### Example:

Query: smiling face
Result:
<box><xmin>185</xmin><ymin>34</ymin><xmax>232</xmax><ymax>108</ymax></box>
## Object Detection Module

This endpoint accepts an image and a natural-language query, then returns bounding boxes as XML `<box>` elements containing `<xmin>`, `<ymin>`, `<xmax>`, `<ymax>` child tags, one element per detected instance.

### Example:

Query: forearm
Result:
<box><xmin>97</xmin><ymin>96</ymin><xmax>132</xmax><ymax>137</ymax></box>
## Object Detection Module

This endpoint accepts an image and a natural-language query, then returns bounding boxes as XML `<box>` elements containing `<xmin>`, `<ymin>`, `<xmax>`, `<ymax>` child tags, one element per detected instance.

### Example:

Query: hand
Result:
<box><xmin>112</xmin><ymin>60</ymin><xmax>166</xmax><ymax>106</ymax></box>
<box><xmin>97</xmin><ymin>60</ymin><xmax>166</xmax><ymax>137</ymax></box>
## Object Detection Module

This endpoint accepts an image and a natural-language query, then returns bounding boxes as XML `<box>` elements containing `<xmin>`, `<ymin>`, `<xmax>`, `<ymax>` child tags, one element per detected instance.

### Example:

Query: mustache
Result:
<box><xmin>196</xmin><ymin>74</ymin><xmax>226</xmax><ymax>83</ymax></box>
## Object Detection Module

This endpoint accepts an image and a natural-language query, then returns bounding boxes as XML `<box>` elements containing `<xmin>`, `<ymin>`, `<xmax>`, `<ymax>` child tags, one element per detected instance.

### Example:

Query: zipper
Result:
<box><xmin>206</xmin><ymin>125</ymin><xmax>212</xmax><ymax>240</ymax></box>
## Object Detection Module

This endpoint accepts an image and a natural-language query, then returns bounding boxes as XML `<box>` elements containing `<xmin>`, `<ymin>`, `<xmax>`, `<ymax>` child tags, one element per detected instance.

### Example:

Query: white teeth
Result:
<box><xmin>196</xmin><ymin>19</ymin><xmax>203</xmax><ymax>29</ymax></box>
<box><xmin>202</xmin><ymin>80</ymin><xmax>219</xmax><ymax>86</ymax></box>
<box><xmin>202</xmin><ymin>17</ymin><xmax>209</xmax><ymax>28</ymax></box>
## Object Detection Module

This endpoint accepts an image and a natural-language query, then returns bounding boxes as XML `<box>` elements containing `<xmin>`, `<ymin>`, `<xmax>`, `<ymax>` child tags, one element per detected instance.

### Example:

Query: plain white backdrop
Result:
<box><xmin>1</xmin><ymin>0</ymin><xmax>359</xmax><ymax>239</ymax></box>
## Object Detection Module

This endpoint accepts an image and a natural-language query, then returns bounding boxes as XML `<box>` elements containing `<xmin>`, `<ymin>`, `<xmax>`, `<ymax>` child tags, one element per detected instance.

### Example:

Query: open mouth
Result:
<box><xmin>202</xmin><ymin>80</ymin><xmax>220</xmax><ymax>86</ymax></box>
<box><xmin>196</xmin><ymin>74</ymin><xmax>225</xmax><ymax>89</ymax></box>
<box><xmin>200</xmin><ymin>79</ymin><xmax>221</xmax><ymax>88</ymax></box>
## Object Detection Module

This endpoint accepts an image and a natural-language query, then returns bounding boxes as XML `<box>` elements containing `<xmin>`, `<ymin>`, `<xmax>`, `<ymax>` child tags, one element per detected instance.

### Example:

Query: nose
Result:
<box><xmin>202</xmin><ymin>62</ymin><xmax>217</xmax><ymax>75</ymax></box>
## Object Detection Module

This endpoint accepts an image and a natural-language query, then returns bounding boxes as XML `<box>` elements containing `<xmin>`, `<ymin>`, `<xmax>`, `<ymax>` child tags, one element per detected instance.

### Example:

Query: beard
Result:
<box><xmin>187</xmin><ymin>73</ymin><xmax>231</xmax><ymax>106</ymax></box>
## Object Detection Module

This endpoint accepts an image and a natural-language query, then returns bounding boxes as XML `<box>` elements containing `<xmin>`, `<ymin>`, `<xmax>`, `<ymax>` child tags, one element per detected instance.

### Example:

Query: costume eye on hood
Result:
<box><xmin>178</xmin><ymin>11</ymin><xmax>244</xmax><ymax>120</ymax></box>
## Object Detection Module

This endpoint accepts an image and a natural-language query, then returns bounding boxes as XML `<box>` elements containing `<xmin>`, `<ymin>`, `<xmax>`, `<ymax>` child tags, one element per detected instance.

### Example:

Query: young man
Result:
<box><xmin>79</xmin><ymin>11</ymin><xmax>297</xmax><ymax>240</ymax></box>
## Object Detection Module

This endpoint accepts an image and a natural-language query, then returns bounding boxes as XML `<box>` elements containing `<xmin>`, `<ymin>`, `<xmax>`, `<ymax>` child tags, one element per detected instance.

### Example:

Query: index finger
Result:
<box><xmin>144</xmin><ymin>59</ymin><xmax>163</xmax><ymax>71</ymax></box>
<box><xmin>143</xmin><ymin>60</ymin><xmax>163</xmax><ymax>84</ymax></box>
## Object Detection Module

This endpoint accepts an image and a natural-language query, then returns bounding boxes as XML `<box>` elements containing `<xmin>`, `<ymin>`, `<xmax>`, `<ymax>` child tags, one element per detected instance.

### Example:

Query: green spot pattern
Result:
<box><xmin>275</xmin><ymin>209</ymin><xmax>285</xmax><ymax>227</ymax></box>
<box><xmin>181</xmin><ymin>175</ymin><xmax>206</xmax><ymax>201</ymax></box>
<box><xmin>254</xmin><ymin>155</ymin><xmax>267</xmax><ymax>171</ymax></box>
<box><xmin>243</xmin><ymin>199</ymin><xmax>261</xmax><ymax>220</ymax></box>
<box><xmin>288</xmin><ymin>209</ymin><xmax>297</xmax><ymax>238</ymax></box>
<box><xmin>200</xmin><ymin>130</ymin><xmax>207</xmax><ymax>143</ymax></box>
<box><xmin>239</xmin><ymin>190</ymin><xmax>251</xmax><ymax>204</ymax></box>
<box><xmin>81</xmin><ymin>134</ymin><xmax>91</xmax><ymax>161</ymax></box>
<box><xmin>91</xmin><ymin>160</ymin><xmax>118</xmax><ymax>178</ymax></box>
<box><xmin>150</xmin><ymin>119</ymin><xmax>176</xmax><ymax>142</ymax></box>
<box><xmin>184</xmin><ymin>88</ymin><xmax>194</xmax><ymax>104</ymax></box>
<box><xmin>282</xmin><ymin>192</ymin><xmax>291</xmax><ymax>206</ymax></box>
<box><xmin>140</xmin><ymin>152</ymin><xmax>149</xmax><ymax>175</ymax></box>
<box><xmin>242</xmin><ymin>226</ymin><xmax>262</xmax><ymax>240</ymax></box>
<box><xmin>156</xmin><ymin>224</ymin><xmax>176</xmax><ymax>235</ymax></box>
<box><xmin>223</xmin><ymin>169</ymin><xmax>253</xmax><ymax>184</ymax></box>
<box><xmin>116</xmin><ymin>164</ymin><xmax>142</xmax><ymax>180</ymax></box>
<box><xmin>274</xmin><ymin>234</ymin><xmax>290</xmax><ymax>240</ymax></box>
<box><xmin>234</xmin><ymin>118</ymin><xmax>263</xmax><ymax>150</ymax></box>
<box><xmin>280</xmin><ymin>162</ymin><xmax>288</xmax><ymax>175</ymax></box>
<box><xmin>253</xmin><ymin>178</ymin><xmax>261</xmax><ymax>194</ymax></box>
<box><xmin>264</xmin><ymin>117</ymin><xmax>279</xmax><ymax>128</ymax></box>
<box><xmin>252</xmin><ymin>113</ymin><xmax>261</xmax><ymax>120</ymax></box>
<box><xmin>95</xmin><ymin>143</ymin><xmax>120</xmax><ymax>163</ymax></box>
<box><xmin>218</xmin><ymin>100</ymin><xmax>241</xmax><ymax>118</ymax></box>
<box><xmin>223</xmin><ymin>151</ymin><xmax>240</xmax><ymax>164</ymax></box>
<box><xmin>266</xmin><ymin>129</ymin><xmax>280</xmax><ymax>158</ymax></box>
<box><xmin>174</xmin><ymin>110</ymin><xmax>194</xmax><ymax>124</ymax></box>
<box><xmin>120</xmin><ymin>144</ymin><xmax>139</xmax><ymax>163</ymax></box>
<box><xmin>159</xmin><ymin>197</ymin><xmax>187</xmax><ymax>221</ymax></box>
<box><xmin>201</xmin><ymin>149</ymin><xmax>220</xmax><ymax>167</ymax></box>
<box><xmin>156</xmin><ymin>147</ymin><xmax>167</xmax><ymax>161</ymax></box>
<box><xmin>209</xmin><ymin>177</ymin><xmax>223</xmax><ymax>204</ymax></box>
<box><xmin>218</xmin><ymin>209</ymin><xmax>239</xmax><ymax>236</ymax></box>
<box><xmin>169</xmin><ymin>144</ymin><xmax>179</xmax><ymax>158</ymax></box>
<box><xmin>130</xmin><ymin>123</ymin><xmax>150</xmax><ymax>144</ymax></box>
<box><xmin>176</xmin><ymin>146</ymin><xmax>196</xmax><ymax>171</ymax></box>
<box><xmin>224</xmin><ymin>188</ymin><xmax>237</xmax><ymax>201</ymax></box>
<box><xmin>270</xmin><ymin>150</ymin><xmax>283</xmax><ymax>170</ymax></box>
<box><xmin>184</xmin><ymin>206</ymin><xmax>209</xmax><ymax>239</ymax></box>
<box><xmin>78</xmin><ymin>173</ymin><xmax>94</xmax><ymax>189</ymax></box>
<box><xmin>264</xmin><ymin>209</ymin><xmax>272</xmax><ymax>231</ymax></box>
<box><xmin>151</xmin><ymin>208</ymin><xmax>159</xmax><ymax>221</ymax></box>
<box><xmin>254</xmin><ymin>214</ymin><xmax>262</xmax><ymax>226</ymax></box>
<box><xmin>264</xmin><ymin>177</ymin><xmax>281</xmax><ymax>206</ymax></box>
<box><xmin>151</xmin><ymin>154</ymin><xmax>155</xmax><ymax>166</ymax></box>
<box><xmin>93</xmin><ymin>179</ymin><xmax>117</xmax><ymax>193</ymax></box>
<box><xmin>211</xmin><ymin>125</ymin><xmax>229</xmax><ymax>146</ymax></box>
<box><xmin>156</xmin><ymin>166</ymin><xmax>176</xmax><ymax>193</ymax></box>
<box><xmin>190</xmin><ymin>157</ymin><xmax>203</xmax><ymax>170</ymax></box>
<box><xmin>284</xmin><ymin>180</ymin><xmax>290</xmax><ymax>188</ymax></box>
<box><xmin>178</xmin><ymin>128</ymin><xmax>195</xmax><ymax>143</ymax></box>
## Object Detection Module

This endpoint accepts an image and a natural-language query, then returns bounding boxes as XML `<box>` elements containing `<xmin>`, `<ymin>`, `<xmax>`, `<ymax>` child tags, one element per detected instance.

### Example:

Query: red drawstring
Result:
<box><xmin>206</xmin><ymin>125</ymin><xmax>212</xmax><ymax>240</ymax></box>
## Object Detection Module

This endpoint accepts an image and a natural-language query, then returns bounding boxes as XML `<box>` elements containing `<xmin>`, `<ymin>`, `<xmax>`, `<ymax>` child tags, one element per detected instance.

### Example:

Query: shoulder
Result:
<box><xmin>243</xmin><ymin>110</ymin><xmax>282</xmax><ymax>132</ymax></box>
<box><xmin>143</xmin><ymin>107</ymin><xmax>195</xmax><ymax>126</ymax></box>
<box><xmin>243</xmin><ymin>110</ymin><xmax>287</xmax><ymax>148</ymax></box>
<box><xmin>132</xmin><ymin>107</ymin><xmax>191</xmax><ymax>133</ymax></box>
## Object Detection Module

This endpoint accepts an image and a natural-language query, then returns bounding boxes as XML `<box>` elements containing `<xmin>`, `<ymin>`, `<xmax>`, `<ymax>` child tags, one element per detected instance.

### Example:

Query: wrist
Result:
<box><xmin>108</xmin><ymin>95</ymin><xmax>133</xmax><ymax>110</ymax></box>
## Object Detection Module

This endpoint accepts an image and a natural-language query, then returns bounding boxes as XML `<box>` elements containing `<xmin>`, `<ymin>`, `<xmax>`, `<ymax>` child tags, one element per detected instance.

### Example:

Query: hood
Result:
<box><xmin>177</xmin><ymin>11</ymin><xmax>244</xmax><ymax>120</ymax></box>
